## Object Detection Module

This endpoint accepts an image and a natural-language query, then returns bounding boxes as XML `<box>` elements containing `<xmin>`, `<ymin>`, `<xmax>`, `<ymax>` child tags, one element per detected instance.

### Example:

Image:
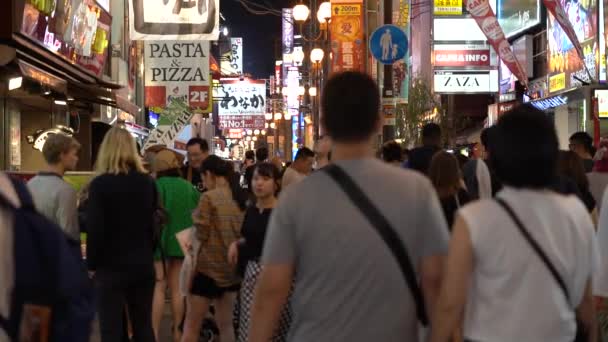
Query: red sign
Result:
<box><xmin>188</xmin><ymin>86</ymin><xmax>210</xmax><ymax>109</ymax></box>
<box><xmin>219</xmin><ymin>115</ymin><xmax>266</xmax><ymax>130</ymax></box>
<box><xmin>434</xmin><ymin>49</ymin><xmax>491</xmax><ymax>67</ymax></box>
<box><xmin>145</xmin><ymin>86</ymin><xmax>166</xmax><ymax>108</ymax></box>
<box><xmin>228</xmin><ymin>129</ymin><xmax>244</xmax><ymax>139</ymax></box>
<box><xmin>466</xmin><ymin>0</ymin><xmax>528</xmax><ymax>87</ymax></box>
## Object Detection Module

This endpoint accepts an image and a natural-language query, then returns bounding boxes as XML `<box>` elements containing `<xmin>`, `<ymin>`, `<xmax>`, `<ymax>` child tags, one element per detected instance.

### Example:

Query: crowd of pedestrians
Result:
<box><xmin>3</xmin><ymin>70</ymin><xmax>608</xmax><ymax>342</ymax></box>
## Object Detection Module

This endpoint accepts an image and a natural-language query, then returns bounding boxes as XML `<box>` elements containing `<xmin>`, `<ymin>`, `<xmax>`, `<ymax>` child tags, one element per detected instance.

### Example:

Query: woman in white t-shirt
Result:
<box><xmin>431</xmin><ymin>106</ymin><xmax>599</xmax><ymax>342</ymax></box>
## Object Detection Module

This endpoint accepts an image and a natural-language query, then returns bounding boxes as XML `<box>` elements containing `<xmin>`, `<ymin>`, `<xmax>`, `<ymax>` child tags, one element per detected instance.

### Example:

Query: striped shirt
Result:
<box><xmin>194</xmin><ymin>187</ymin><xmax>244</xmax><ymax>287</ymax></box>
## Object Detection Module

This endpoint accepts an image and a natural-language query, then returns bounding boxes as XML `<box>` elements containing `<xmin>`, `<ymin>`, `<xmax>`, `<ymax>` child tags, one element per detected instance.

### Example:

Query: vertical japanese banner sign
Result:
<box><xmin>282</xmin><ymin>8</ymin><xmax>294</xmax><ymax>85</ymax></box>
<box><xmin>543</xmin><ymin>0</ymin><xmax>586</xmax><ymax>64</ymax></box>
<box><xmin>230</xmin><ymin>37</ymin><xmax>243</xmax><ymax>75</ymax></box>
<box><xmin>393</xmin><ymin>0</ymin><xmax>410</xmax><ymax>103</ymax></box>
<box><xmin>466</xmin><ymin>0</ymin><xmax>528</xmax><ymax>88</ymax></box>
<box><xmin>330</xmin><ymin>0</ymin><xmax>365</xmax><ymax>73</ymax></box>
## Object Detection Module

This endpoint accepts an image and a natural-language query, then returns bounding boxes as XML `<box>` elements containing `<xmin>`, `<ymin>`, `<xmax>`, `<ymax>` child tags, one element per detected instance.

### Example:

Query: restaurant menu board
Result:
<box><xmin>20</xmin><ymin>0</ymin><xmax>111</xmax><ymax>77</ymax></box>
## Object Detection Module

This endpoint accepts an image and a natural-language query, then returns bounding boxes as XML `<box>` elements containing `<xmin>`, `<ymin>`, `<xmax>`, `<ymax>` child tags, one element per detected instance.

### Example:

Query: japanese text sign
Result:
<box><xmin>216</xmin><ymin>80</ymin><xmax>266</xmax><ymax>129</ymax></box>
<box><xmin>434</xmin><ymin>0</ymin><xmax>463</xmax><ymax>15</ymax></box>
<box><xmin>330</xmin><ymin>0</ymin><xmax>365</xmax><ymax>73</ymax></box>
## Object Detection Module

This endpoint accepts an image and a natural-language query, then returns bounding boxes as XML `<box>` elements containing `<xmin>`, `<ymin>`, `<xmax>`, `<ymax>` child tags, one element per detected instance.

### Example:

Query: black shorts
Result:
<box><xmin>190</xmin><ymin>272</ymin><xmax>239</xmax><ymax>299</ymax></box>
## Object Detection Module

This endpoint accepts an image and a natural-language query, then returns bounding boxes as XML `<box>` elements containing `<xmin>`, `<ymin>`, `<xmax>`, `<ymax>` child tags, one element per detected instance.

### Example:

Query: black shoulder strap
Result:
<box><xmin>496</xmin><ymin>198</ymin><xmax>570</xmax><ymax>302</ymax></box>
<box><xmin>324</xmin><ymin>164</ymin><xmax>429</xmax><ymax>326</ymax></box>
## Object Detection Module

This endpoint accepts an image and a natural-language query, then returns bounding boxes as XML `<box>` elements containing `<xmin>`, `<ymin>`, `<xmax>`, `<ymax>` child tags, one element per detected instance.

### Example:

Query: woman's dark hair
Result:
<box><xmin>429</xmin><ymin>151</ymin><xmax>462</xmax><ymax>198</ymax></box>
<box><xmin>570</xmin><ymin>131</ymin><xmax>595</xmax><ymax>156</ymax></box>
<box><xmin>156</xmin><ymin>168</ymin><xmax>182</xmax><ymax>178</ymax></box>
<box><xmin>245</xmin><ymin>150</ymin><xmax>255</xmax><ymax>160</ymax></box>
<box><xmin>558</xmin><ymin>150</ymin><xmax>589</xmax><ymax>191</ymax></box>
<box><xmin>253</xmin><ymin>162</ymin><xmax>281</xmax><ymax>196</ymax></box>
<box><xmin>490</xmin><ymin>105</ymin><xmax>558</xmax><ymax>189</ymax></box>
<box><xmin>382</xmin><ymin>141</ymin><xmax>403</xmax><ymax>163</ymax></box>
<box><xmin>201</xmin><ymin>155</ymin><xmax>247</xmax><ymax>210</ymax></box>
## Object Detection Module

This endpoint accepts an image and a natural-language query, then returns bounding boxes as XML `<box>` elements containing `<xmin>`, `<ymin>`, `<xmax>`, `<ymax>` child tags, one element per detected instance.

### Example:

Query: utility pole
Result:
<box><xmin>382</xmin><ymin>0</ymin><xmax>396</xmax><ymax>142</ymax></box>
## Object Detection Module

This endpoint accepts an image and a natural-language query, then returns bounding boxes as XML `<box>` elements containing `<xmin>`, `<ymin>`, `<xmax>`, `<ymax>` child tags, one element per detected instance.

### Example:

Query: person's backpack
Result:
<box><xmin>0</xmin><ymin>176</ymin><xmax>95</xmax><ymax>341</ymax></box>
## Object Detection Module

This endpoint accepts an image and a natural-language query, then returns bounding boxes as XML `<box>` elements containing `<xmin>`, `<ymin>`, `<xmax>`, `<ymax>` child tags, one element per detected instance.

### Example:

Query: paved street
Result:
<box><xmin>91</xmin><ymin>303</ymin><xmax>174</xmax><ymax>342</ymax></box>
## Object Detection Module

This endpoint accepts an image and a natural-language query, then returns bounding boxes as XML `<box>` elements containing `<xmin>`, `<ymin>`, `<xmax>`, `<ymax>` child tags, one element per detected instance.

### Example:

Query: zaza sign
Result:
<box><xmin>434</xmin><ymin>70</ymin><xmax>499</xmax><ymax>93</ymax></box>
<box><xmin>144</xmin><ymin>41</ymin><xmax>211</xmax><ymax>112</ymax></box>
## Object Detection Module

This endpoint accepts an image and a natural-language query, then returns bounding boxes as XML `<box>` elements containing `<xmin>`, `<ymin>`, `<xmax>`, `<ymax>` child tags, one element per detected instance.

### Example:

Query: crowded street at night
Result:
<box><xmin>2</xmin><ymin>0</ymin><xmax>608</xmax><ymax>341</ymax></box>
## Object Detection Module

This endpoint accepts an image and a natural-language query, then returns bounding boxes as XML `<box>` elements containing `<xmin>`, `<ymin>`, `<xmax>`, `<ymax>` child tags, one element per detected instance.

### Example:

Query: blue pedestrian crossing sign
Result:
<box><xmin>369</xmin><ymin>25</ymin><xmax>408</xmax><ymax>65</ymax></box>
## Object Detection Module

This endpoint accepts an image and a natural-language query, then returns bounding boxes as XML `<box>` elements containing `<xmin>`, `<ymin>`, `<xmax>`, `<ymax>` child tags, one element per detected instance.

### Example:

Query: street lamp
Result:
<box><xmin>293</xmin><ymin>49</ymin><xmax>305</xmax><ymax>66</ymax></box>
<box><xmin>298</xmin><ymin>86</ymin><xmax>306</xmax><ymax>96</ymax></box>
<box><xmin>293</xmin><ymin>4</ymin><xmax>311</xmax><ymax>22</ymax></box>
<box><xmin>309</xmin><ymin>86</ymin><xmax>318</xmax><ymax>97</ymax></box>
<box><xmin>317</xmin><ymin>2</ymin><xmax>331</xmax><ymax>24</ymax></box>
<box><xmin>265</xmin><ymin>113</ymin><xmax>273</xmax><ymax>120</ymax></box>
<box><xmin>310</xmin><ymin>48</ymin><xmax>324</xmax><ymax>64</ymax></box>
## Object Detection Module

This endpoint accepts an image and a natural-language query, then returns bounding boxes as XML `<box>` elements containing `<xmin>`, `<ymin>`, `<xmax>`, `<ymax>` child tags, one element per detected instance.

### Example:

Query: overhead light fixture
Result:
<box><xmin>254</xmin><ymin>129</ymin><xmax>260</xmax><ymax>135</ymax></box>
<box><xmin>270</xmin><ymin>122</ymin><xmax>276</xmax><ymax>129</ymax></box>
<box><xmin>298</xmin><ymin>86</ymin><xmax>306</xmax><ymax>96</ymax></box>
<box><xmin>8</xmin><ymin>77</ymin><xmax>22</xmax><ymax>91</ymax></box>
<box><xmin>265</xmin><ymin>113</ymin><xmax>273</xmax><ymax>120</ymax></box>
<box><xmin>54</xmin><ymin>100</ymin><xmax>67</xmax><ymax>106</ymax></box>
<box><xmin>252</xmin><ymin>136</ymin><xmax>258</xmax><ymax>142</ymax></box>
<box><xmin>274</xmin><ymin>113</ymin><xmax>283</xmax><ymax>120</ymax></box>
<box><xmin>67</xmin><ymin>96</ymin><xmax>75</xmax><ymax>101</ymax></box>
<box><xmin>261</xmin><ymin>130</ymin><xmax>267</xmax><ymax>135</ymax></box>
<box><xmin>43</xmin><ymin>90</ymin><xmax>51</xmax><ymax>95</ymax></box>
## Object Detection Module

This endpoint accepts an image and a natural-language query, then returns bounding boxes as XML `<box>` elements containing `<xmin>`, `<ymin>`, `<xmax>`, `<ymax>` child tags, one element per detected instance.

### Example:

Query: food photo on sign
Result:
<box><xmin>547</xmin><ymin>0</ymin><xmax>597</xmax><ymax>92</ymax></box>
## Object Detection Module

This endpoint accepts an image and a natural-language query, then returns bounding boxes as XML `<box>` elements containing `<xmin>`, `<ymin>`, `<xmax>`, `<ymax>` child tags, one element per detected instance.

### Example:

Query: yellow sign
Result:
<box><xmin>434</xmin><ymin>0</ymin><xmax>462</xmax><ymax>15</ymax></box>
<box><xmin>332</xmin><ymin>3</ymin><xmax>361</xmax><ymax>16</ymax></box>
<box><xmin>549</xmin><ymin>73</ymin><xmax>566</xmax><ymax>93</ymax></box>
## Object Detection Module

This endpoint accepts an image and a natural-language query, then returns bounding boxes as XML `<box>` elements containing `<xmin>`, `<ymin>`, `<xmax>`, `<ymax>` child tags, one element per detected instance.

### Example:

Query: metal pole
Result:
<box><xmin>382</xmin><ymin>0</ymin><xmax>395</xmax><ymax>142</ymax></box>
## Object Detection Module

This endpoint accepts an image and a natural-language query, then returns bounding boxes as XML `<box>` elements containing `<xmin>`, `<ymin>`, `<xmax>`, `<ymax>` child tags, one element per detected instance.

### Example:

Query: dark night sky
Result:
<box><xmin>222</xmin><ymin>0</ymin><xmax>294</xmax><ymax>78</ymax></box>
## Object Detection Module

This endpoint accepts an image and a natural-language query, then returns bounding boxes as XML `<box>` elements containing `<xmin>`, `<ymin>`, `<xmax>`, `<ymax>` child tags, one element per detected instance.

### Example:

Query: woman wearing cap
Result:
<box><xmin>151</xmin><ymin>149</ymin><xmax>200</xmax><ymax>342</ymax></box>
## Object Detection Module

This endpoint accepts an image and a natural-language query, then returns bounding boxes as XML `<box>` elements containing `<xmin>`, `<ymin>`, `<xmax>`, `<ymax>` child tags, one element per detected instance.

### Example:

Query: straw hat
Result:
<box><xmin>153</xmin><ymin>149</ymin><xmax>183</xmax><ymax>173</ymax></box>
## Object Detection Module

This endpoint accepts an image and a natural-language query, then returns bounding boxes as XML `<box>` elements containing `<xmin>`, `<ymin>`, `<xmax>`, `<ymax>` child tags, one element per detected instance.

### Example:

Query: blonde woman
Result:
<box><xmin>86</xmin><ymin>127</ymin><xmax>156</xmax><ymax>342</ymax></box>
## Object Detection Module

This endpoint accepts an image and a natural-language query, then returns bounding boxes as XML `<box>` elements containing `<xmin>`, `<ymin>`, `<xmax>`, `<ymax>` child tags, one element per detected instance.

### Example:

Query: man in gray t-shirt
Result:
<box><xmin>27</xmin><ymin>133</ymin><xmax>81</xmax><ymax>242</ymax></box>
<box><xmin>248</xmin><ymin>72</ymin><xmax>449</xmax><ymax>342</ymax></box>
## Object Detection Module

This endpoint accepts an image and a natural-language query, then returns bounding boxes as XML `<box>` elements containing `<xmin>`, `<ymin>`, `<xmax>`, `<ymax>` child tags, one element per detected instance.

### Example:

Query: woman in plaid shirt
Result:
<box><xmin>182</xmin><ymin>155</ymin><xmax>247</xmax><ymax>342</ymax></box>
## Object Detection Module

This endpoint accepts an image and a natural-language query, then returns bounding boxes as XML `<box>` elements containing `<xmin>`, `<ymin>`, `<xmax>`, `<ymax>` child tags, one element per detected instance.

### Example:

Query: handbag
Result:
<box><xmin>496</xmin><ymin>198</ymin><xmax>587</xmax><ymax>342</ymax></box>
<box><xmin>324</xmin><ymin>164</ymin><xmax>428</xmax><ymax>326</ymax></box>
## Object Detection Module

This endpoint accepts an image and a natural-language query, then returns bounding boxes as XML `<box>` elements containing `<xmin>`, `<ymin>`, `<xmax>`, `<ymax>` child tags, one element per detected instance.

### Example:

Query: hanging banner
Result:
<box><xmin>215</xmin><ymin>80</ymin><xmax>267</xmax><ymax>129</ymax></box>
<box><xmin>466</xmin><ymin>0</ymin><xmax>528</xmax><ymax>87</ymax></box>
<box><xmin>144</xmin><ymin>40</ymin><xmax>211</xmax><ymax>112</ymax></box>
<box><xmin>393</xmin><ymin>0</ymin><xmax>410</xmax><ymax>103</ymax></box>
<box><xmin>543</xmin><ymin>0</ymin><xmax>586</xmax><ymax>64</ymax></box>
<box><xmin>330</xmin><ymin>0</ymin><xmax>365</xmax><ymax>73</ymax></box>
<box><xmin>129</xmin><ymin>0</ymin><xmax>219</xmax><ymax>40</ymax></box>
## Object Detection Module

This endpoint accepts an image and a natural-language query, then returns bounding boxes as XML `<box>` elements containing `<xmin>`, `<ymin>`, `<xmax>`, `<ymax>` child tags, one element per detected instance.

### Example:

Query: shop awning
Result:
<box><xmin>68</xmin><ymin>82</ymin><xmax>142</xmax><ymax>117</ymax></box>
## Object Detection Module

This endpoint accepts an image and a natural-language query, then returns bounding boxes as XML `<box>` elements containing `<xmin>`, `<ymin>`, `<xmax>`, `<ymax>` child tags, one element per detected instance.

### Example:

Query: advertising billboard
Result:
<box><xmin>20</xmin><ymin>0</ymin><xmax>111</xmax><ymax>77</ymax></box>
<box><xmin>144</xmin><ymin>41</ymin><xmax>211</xmax><ymax>112</ymax></box>
<box><xmin>434</xmin><ymin>0</ymin><xmax>463</xmax><ymax>15</ymax></box>
<box><xmin>434</xmin><ymin>70</ymin><xmax>499</xmax><ymax>93</ymax></box>
<box><xmin>547</xmin><ymin>0</ymin><xmax>598</xmax><ymax>93</ymax></box>
<box><xmin>496</xmin><ymin>0</ymin><xmax>541</xmax><ymax>37</ymax></box>
<box><xmin>129</xmin><ymin>0</ymin><xmax>219</xmax><ymax>40</ymax></box>
<box><xmin>216</xmin><ymin>80</ymin><xmax>266</xmax><ymax>129</ymax></box>
<box><xmin>393</xmin><ymin>0</ymin><xmax>410</xmax><ymax>103</ymax></box>
<box><xmin>330</xmin><ymin>0</ymin><xmax>365</xmax><ymax>73</ymax></box>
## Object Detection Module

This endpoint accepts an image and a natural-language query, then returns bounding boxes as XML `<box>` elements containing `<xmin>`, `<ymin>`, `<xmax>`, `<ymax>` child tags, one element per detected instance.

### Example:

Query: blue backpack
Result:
<box><xmin>0</xmin><ymin>177</ymin><xmax>95</xmax><ymax>341</ymax></box>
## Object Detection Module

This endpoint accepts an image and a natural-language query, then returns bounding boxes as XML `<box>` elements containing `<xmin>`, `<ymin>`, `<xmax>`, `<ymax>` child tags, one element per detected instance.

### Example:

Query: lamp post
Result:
<box><xmin>293</xmin><ymin>1</ymin><xmax>331</xmax><ymax>141</ymax></box>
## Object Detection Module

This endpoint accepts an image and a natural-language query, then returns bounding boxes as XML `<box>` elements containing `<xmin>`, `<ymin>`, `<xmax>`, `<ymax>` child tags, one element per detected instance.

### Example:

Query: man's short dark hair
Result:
<box><xmin>294</xmin><ymin>147</ymin><xmax>315</xmax><ymax>161</ymax></box>
<box><xmin>570</xmin><ymin>131</ymin><xmax>594</xmax><ymax>154</ymax></box>
<box><xmin>382</xmin><ymin>141</ymin><xmax>403</xmax><ymax>163</ymax></box>
<box><xmin>490</xmin><ymin>105</ymin><xmax>558</xmax><ymax>189</ymax></box>
<box><xmin>186</xmin><ymin>138</ymin><xmax>209</xmax><ymax>152</ymax></box>
<box><xmin>245</xmin><ymin>150</ymin><xmax>255</xmax><ymax>160</ymax></box>
<box><xmin>255</xmin><ymin>146</ymin><xmax>269</xmax><ymax>162</ymax></box>
<box><xmin>422</xmin><ymin>123</ymin><xmax>441</xmax><ymax>142</ymax></box>
<box><xmin>480</xmin><ymin>127</ymin><xmax>492</xmax><ymax>149</ymax></box>
<box><xmin>321</xmin><ymin>72</ymin><xmax>380</xmax><ymax>142</ymax></box>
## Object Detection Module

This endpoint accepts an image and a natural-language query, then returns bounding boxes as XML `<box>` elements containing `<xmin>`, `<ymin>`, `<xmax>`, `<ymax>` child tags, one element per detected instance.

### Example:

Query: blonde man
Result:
<box><xmin>27</xmin><ymin>133</ymin><xmax>81</xmax><ymax>242</ymax></box>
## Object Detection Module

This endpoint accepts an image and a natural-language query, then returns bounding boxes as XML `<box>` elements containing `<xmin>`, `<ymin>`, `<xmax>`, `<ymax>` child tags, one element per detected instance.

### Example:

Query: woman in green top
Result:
<box><xmin>151</xmin><ymin>149</ymin><xmax>200</xmax><ymax>342</ymax></box>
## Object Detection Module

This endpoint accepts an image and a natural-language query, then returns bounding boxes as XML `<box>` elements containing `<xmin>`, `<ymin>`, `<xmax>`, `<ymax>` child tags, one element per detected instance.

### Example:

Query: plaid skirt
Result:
<box><xmin>234</xmin><ymin>260</ymin><xmax>292</xmax><ymax>342</ymax></box>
